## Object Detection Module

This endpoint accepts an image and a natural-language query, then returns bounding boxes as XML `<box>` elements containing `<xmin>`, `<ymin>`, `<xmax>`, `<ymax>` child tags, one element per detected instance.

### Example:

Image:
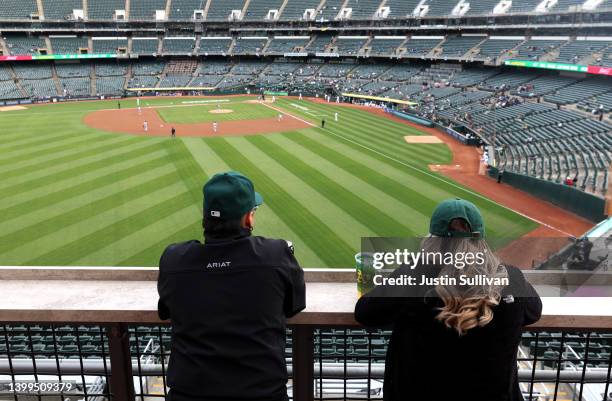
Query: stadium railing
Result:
<box><xmin>0</xmin><ymin>267</ymin><xmax>611</xmax><ymax>401</ymax></box>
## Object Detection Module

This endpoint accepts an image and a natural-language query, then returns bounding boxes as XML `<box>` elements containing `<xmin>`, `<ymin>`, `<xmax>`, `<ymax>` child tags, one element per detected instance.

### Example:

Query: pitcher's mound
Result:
<box><xmin>209</xmin><ymin>109</ymin><xmax>234</xmax><ymax>114</ymax></box>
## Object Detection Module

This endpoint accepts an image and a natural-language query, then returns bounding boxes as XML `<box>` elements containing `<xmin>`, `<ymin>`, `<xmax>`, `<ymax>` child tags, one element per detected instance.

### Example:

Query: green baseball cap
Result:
<box><xmin>203</xmin><ymin>172</ymin><xmax>263</xmax><ymax>221</ymax></box>
<box><xmin>429</xmin><ymin>198</ymin><xmax>485</xmax><ymax>238</ymax></box>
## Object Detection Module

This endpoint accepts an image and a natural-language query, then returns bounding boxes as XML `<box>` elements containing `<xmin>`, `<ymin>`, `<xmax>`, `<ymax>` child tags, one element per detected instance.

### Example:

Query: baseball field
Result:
<box><xmin>0</xmin><ymin>96</ymin><xmax>539</xmax><ymax>268</ymax></box>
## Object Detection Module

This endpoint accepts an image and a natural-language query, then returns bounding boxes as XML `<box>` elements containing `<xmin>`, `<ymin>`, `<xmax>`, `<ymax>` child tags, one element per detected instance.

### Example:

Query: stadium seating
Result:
<box><xmin>478</xmin><ymin>70</ymin><xmax>540</xmax><ymax>91</ymax></box>
<box><xmin>95</xmin><ymin>62</ymin><xmax>128</xmax><ymax>77</ymax></box>
<box><xmin>368</xmin><ymin>38</ymin><xmax>404</xmax><ymax>56</ymax></box>
<box><xmin>132</xmin><ymin>61</ymin><xmax>165</xmax><ymax>76</ymax></box>
<box><xmin>278</xmin><ymin>0</ymin><xmax>320</xmax><ymax>20</ymax></box>
<box><xmin>512</xmin><ymin>75</ymin><xmax>577</xmax><ymax>97</ymax></box>
<box><xmin>0</xmin><ymin>0</ymin><xmax>38</xmax><ymax>20</ymax></box>
<box><xmin>188</xmin><ymin>75</ymin><xmax>222</xmax><ymax>88</ymax></box>
<box><xmin>5</xmin><ymin>35</ymin><xmax>46</xmax><ymax>55</ymax></box>
<box><xmin>198</xmin><ymin>38</ymin><xmax>232</xmax><ymax>55</ymax></box>
<box><xmin>13</xmin><ymin>64</ymin><xmax>53</xmax><ymax>79</ymax></box>
<box><xmin>128</xmin><ymin>75</ymin><xmax>159</xmax><ymax>88</ymax></box>
<box><xmin>132</xmin><ymin>38</ymin><xmax>160</xmax><ymax>55</ymax></box>
<box><xmin>385</xmin><ymin>0</ymin><xmax>421</xmax><ymax>18</ymax></box>
<box><xmin>544</xmin><ymin>77</ymin><xmax>612</xmax><ymax>105</ymax></box>
<box><xmin>554</xmin><ymin>40</ymin><xmax>611</xmax><ymax>64</ymax></box>
<box><xmin>306</xmin><ymin>35</ymin><xmax>333</xmax><ymax>52</ymax></box>
<box><xmin>440</xmin><ymin>36</ymin><xmax>484</xmax><ymax>58</ymax></box>
<box><xmin>333</xmin><ymin>37</ymin><xmax>368</xmax><ymax>56</ymax></box>
<box><xmin>92</xmin><ymin>38</ymin><xmax>128</xmax><ymax>54</ymax></box>
<box><xmin>474</xmin><ymin>38</ymin><xmax>523</xmax><ymax>61</ymax></box>
<box><xmin>266</xmin><ymin>37</ymin><xmax>309</xmax><ymax>54</ymax></box>
<box><xmin>55</xmin><ymin>63</ymin><xmax>91</xmax><ymax>78</ymax></box>
<box><xmin>59</xmin><ymin>77</ymin><xmax>91</xmax><ymax>97</ymax></box>
<box><xmin>403</xmin><ymin>38</ymin><xmax>442</xmax><ymax>56</ymax></box>
<box><xmin>317</xmin><ymin>0</ymin><xmax>344</xmax><ymax>21</ymax></box>
<box><xmin>21</xmin><ymin>79</ymin><xmax>58</xmax><ymax>98</ymax></box>
<box><xmin>163</xmin><ymin>38</ymin><xmax>196</xmax><ymax>54</ymax></box>
<box><xmin>343</xmin><ymin>0</ymin><xmax>382</xmax><ymax>20</ymax></box>
<box><xmin>49</xmin><ymin>37</ymin><xmax>89</xmax><ymax>54</ymax></box>
<box><xmin>196</xmin><ymin>61</ymin><xmax>233</xmax><ymax>75</ymax></box>
<box><xmin>159</xmin><ymin>75</ymin><xmax>192</xmax><ymax>88</ymax></box>
<box><xmin>232</xmin><ymin>37</ymin><xmax>269</xmax><ymax>55</ymax></box>
<box><xmin>243</xmin><ymin>0</ymin><xmax>284</xmax><ymax>21</ymax></box>
<box><xmin>42</xmin><ymin>0</ymin><xmax>83</xmax><ymax>20</ymax></box>
<box><xmin>426</xmin><ymin>0</ymin><xmax>458</xmax><ymax>16</ymax></box>
<box><xmin>206</xmin><ymin>0</ymin><xmax>246</xmax><ymax>21</ymax></box>
<box><xmin>88</xmin><ymin>0</ymin><xmax>126</xmax><ymax>20</ymax></box>
<box><xmin>129</xmin><ymin>0</ymin><xmax>166</xmax><ymax>20</ymax></box>
<box><xmin>465</xmin><ymin>0</ymin><xmax>500</xmax><ymax>15</ymax></box>
<box><xmin>514</xmin><ymin>39</ymin><xmax>567</xmax><ymax>61</ymax></box>
<box><xmin>169</xmin><ymin>0</ymin><xmax>204</xmax><ymax>19</ymax></box>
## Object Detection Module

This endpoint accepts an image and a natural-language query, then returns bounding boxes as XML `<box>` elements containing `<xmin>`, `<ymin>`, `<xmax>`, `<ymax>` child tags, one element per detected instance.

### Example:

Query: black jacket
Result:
<box><xmin>354</xmin><ymin>265</ymin><xmax>541</xmax><ymax>401</ymax></box>
<box><xmin>157</xmin><ymin>232</ymin><xmax>306</xmax><ymax>401</ymax></box>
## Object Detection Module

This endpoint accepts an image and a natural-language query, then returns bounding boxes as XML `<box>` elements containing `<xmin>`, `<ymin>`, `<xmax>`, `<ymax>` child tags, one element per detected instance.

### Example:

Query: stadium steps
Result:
<box><xmin>462</xmin><ymin>36</ymin><xmax>489</xmax><ymax>61</ymax></box>
<box><xmin>88</xmin><ymin>36</ymin><xmax>93</xmax><ymax>53</ymax></box>
<box><xmin>194</xmin><ymin>35</ymin><xmax>202</xmax><ymax>54</ymax></box>
<box><xmin>426</xmin><ymin>37</ymin><xmax>446</xmax><ymax>58</ymax></box>
<box><xmin>90</xmin><ymin>64</ymin><xmax>96</xmax><ymax>95</ymax></box>
<box><xmin>498</xmin><ymin>39</ymin><xmax>527</xmax><ymax>64</ymax></box>
<box><xmin>123</xmin><ymin>64</ymin><xmax>133</xmax><ymax>90</ymax></box>
<box><xmin>261</xmin><ymin>37</ymin><xmax>273</xmax><ymax>53</ymax></box>
<box><xmin>540</xmin><ymin>47</ymin><xmax>561</xmax><ymax>62</ymax></box>
<box><xmin>395</xmin><ymin>37</ymin><xmax>410</xmax><ymax>57</ymax></box>
<box><xmin>44</xmin><ymin>37</ymin><xmax>53</xmax><ymax>54</ymax></box>
<box><xmin>51</xmin><ymin>64</ymin><xmax>63</xmax><ymax>96</ymax></box>
<box><xmin>314</xmin><ymin>0</ymin><xmax>327</xmax><ymax>16</ymax></box>
<box><xmin>202</xmin><ymin>0</ymin><xmax>212</xmax><ymax>19</ymax></box>
<box><xmin>0</xmin><ymin>37</ymin><xmax>7</xmax><ymax>56</ymax></box>
<box><xmin>157</xmin><ymin>36</ymin><xmax>164</xmax><ymax>54</ymax></box>
<box><xmin>276</xmin><ymin>0</ymin><xmax>291</xmax><ymax>19</ymax></box>
<box><xmin>228</xmin><ymin>37</ymin><xmax>237</xmax><ymax>54</ymax></box>
<box><xmin>127</xmin><ymin>37</ymin><xmax>133</xmax><ymax>54</ymax></box>
<box><xmin>125</xmin><ymin>0</ymin><xmax>131</xmax><ymax>19</ymax></box>
<box><xmin>241</xmin><ymin>0</ymin><xmax>252</xmax><ymax>20</ymax></box>
<box><xmin>9</xmin><ymin>66</ymin><xmax>30</xmax><ymax>98</ymax></box>
<box><xmin>82</xmin><ymin>0</ymin><xmax>88</xmax><ymax>19</ymax></box>
<box><xmin>165</xmin><ymin>0</ymin><xmax>172</xmax><ymax>18</ymax></box>
<box><xmin>35</xmin><ymin>0</ymin><xmax>44</xmax><ymax>19</ymax></box>
<box><xmin>360</xmin><ymin>36</ymin><xmax>374</xmax><ymax>56</ymax></box>
<box><xmin>338</xmin><ymin>0</ymin><xmax>351</xmax><ymax>19</ymax></box>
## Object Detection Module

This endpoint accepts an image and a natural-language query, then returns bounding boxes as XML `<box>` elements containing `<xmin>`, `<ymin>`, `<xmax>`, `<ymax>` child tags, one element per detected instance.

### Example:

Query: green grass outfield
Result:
<box><xmin>0</xmin><ymin>96</ymin><xmax>537</xmax><ymax>268</ymax></box>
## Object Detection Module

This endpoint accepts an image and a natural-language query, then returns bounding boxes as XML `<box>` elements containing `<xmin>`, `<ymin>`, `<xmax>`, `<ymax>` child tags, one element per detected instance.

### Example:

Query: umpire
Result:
<box><xmin>158</xmin><ymin>171</ymin><xmax>306</xmax><ymax>401</ymax></box>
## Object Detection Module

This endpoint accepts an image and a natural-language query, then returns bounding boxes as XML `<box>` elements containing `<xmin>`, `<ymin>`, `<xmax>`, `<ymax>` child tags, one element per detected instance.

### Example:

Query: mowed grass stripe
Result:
<box><xmin>29</xmin><ymin>139</ymin><xmax>209</xmax><ymax>266</ymax></box>
<box><xmin>0</xmin><ymin>132</ymin><xmax>109</xmax><ymax>164</ymax></box>
<box><xmin>0</xmin><ymin>154</ymin><xmax>171</xmax><ymax>220</ymax></box>
<box><xmin>0</xmin><ymin>140</ymin><xmax>164</xmax><ymax>198</ymax></box>
<box><xmin>207</xmin><ymin>137</ymin><xmax>353</xmax><ymax>267</ymax></box>
<box><xmin>181</xmin><ymin>137</ymin><xmax>326</xmax><ymax>267</ymax></box>
<box><xmin>267</xmin><ymin>134</ymin><xmax>430</xmax><ymax>231</ymax></box>
<box><xmin>248</xmin><ymin>135</ymin><xmax>415</xmax><ymax>236</ymax></box>
<box><xmin>280</xmin><ymin>100</ymin><xmax>451</xmax><ymax>162</ymax></box>
<box><xmin>0</xmin><ymin>134</ymin><xmax>139</xmax><ymax>179</ymax></box>
<box><xmin>286</xmin><ymin>132</ymin><xmax>438</xmax><ymax>220</ymax></box>
<box><xmin>6</xmin><ymin>181</ymin><xmax>186</xmax><ymax>265</ymax></box>
<box><xmin>27</xmin><ymin>191</ymin><xmax>194</xmax><ymax>266</ymax></box>
<box><xmin>277</xmin><ymin>99</ymin><xmax>450</xmax><ymax>162</ymax></box>
<box><xmin>302</xmin><ymin>128</ymin><xmax>459</xmax><ymax>201</ymax></box>
<box><xmin>0</xmin><ymin>171</ymin><xmax>180</xmax><ymax>255</ymax></box>
<box><xmin>75</xmin><ymin>205</ymin><xmax>199</xmax><ymax>266</ymax></box>
<box><xmin>116</xmin><ymin>220</ymin><xmax>201</xmax><ymax>267</ymax></box>
<box><xmin>0</xmin><ymin>131</ymin><xmax>84</xmax><ymax>152</ymax></box>
<box><xmin>217</xmin><ymin>136</ymin><xmax>370</xmax><ymax>265</ymax></box>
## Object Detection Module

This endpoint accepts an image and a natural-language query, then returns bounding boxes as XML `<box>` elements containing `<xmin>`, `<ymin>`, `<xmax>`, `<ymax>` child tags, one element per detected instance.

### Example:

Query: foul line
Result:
<box><xmin>259</xmin><ymin>101</ymin><xmax>574</xmax><ymax>237</ymax></box>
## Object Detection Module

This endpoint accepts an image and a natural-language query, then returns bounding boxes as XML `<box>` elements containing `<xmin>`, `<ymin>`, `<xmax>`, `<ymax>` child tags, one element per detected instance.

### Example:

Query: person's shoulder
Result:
<box><xmin>159</xmin><ymin>240</ymin><xmax>202</xmax><ymax>269</ymax></box>
<box><xmin>250</xmin><ymin>236</ymin><xmax>297</xmax><ymax>263</ymax></box>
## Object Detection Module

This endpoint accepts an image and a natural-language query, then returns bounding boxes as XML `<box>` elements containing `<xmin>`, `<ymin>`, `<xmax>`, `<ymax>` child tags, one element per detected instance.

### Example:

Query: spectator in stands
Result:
<box><xmin>355</xmin><ymin>199</ymin><xmax>542</xmax><ymax>401</ymax></box>
<box><xmin>158</xmin><ymin>171</ymin><xmax>306</xmax><ymax>401</ymax></box>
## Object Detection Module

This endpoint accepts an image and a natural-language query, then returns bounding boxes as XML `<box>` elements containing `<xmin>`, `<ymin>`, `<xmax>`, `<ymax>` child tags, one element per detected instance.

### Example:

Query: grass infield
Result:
<box><xmin>0</xmin><ymin>97</ymin><xmax>537</xmax><ymax>268</ymax></box>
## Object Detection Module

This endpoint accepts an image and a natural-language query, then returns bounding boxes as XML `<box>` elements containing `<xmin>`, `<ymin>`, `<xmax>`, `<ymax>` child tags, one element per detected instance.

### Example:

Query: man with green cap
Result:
<box><xmin>355</xmin><ymin>198</ymin><xmax>541</xmax><ymax>401</ymax></box>
<box><xmin>157</xmin><ymin>171</ymin><xmax>305</xmax><ymax>401</ymax></box>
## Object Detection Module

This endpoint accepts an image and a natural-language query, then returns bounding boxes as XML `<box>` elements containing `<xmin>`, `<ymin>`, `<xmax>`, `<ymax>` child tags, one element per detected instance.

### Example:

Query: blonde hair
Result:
<box><xmin>420</xmin><ymin>236</ymin><xmax>508</xmax><ymax>336</ymax></box>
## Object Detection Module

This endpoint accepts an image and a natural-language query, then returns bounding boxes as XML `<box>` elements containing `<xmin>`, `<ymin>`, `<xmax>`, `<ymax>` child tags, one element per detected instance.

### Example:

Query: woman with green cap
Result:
<box><xmin>355</xmin><ymin>198</ymin><xmax>542</xmax><ymax>401</ymax></box>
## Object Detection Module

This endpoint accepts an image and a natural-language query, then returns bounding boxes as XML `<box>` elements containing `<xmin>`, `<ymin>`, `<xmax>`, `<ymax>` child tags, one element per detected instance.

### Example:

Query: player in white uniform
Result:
<box><xmin>213</xmin><ymin>121</ymin><xmax>218</xmax><ymax>134</ymax></box>
<box><xmin>334</xmin><ymin>112</ymin><xmax>338</xmax><ymax>122</ymax></box>
<box><xmin>143</xmin><ymin>120</ymin><xmax>148</xmax><ymax>133</ymax></box>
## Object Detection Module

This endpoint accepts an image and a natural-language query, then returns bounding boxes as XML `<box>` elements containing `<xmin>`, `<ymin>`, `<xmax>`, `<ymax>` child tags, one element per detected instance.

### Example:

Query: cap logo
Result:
<box><xmin>210</xmin><ymin>210</ymin><xmax>221</xmax><ymax>217</ymax></box>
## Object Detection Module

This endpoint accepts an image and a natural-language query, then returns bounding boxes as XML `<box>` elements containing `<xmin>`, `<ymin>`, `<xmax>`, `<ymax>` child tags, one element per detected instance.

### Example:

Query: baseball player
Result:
<box><xmin>213</xmin><ymin>121</ymin><xmax>218</xmax><ymax>134</ymax></box>
<box><xmin>334</xmin><ymin>112</ymin><xmax>338</xmax><ymax>122</ymax></box>
<box><xmin>278</xmin><ymin>113</ymin><xmax>283</xmax><ymax>122</ymax></box>
<box><xmin>143</xmin><ymin>120</ymin><xmax>149</xmax><ymax>133</ymax></box>
<box><xmin>171</xmin><ymin>127</ymin><xmax>176</xmax><ymax>138</ymax></box>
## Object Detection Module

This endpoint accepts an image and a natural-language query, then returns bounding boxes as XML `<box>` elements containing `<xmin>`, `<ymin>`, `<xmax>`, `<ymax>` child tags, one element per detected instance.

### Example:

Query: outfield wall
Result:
<box><xmin>488</xmin><ymin>167</ymin><xmax>607</xmax><ymax>223</ymax></box>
